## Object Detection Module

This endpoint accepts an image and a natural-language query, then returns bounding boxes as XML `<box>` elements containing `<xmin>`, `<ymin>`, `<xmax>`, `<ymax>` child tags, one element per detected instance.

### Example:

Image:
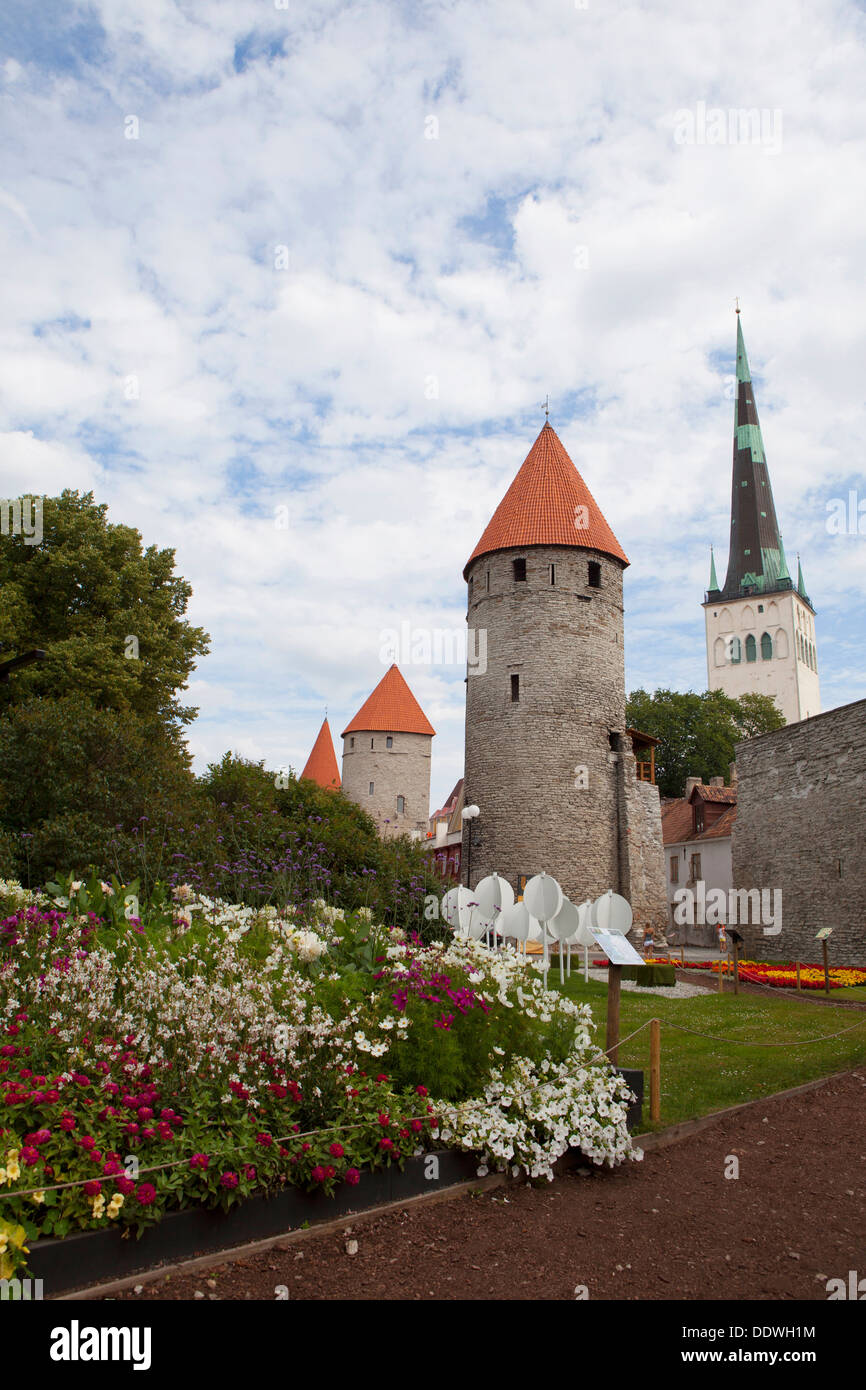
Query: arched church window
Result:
<box><xmin>745</xmin><ymin>634</ymin><xmax>757</xmax><ymax>662</ymax></box>
<box><xmin>729</xmin><ymin>636</ymin><xmax>741</xmax><ymax>664</ymax></box>
<box><xmin>760</xmin><ymin>632</ymin><xmax>773</xmax><ymax>660</ymax></box>
<box><xmin>714</xmin><ymin>636</ymin><xmax>727</xmax><ymax>667</ymax></box>
<box><xmin>774</xmin><ymin>629</ymin><xmax>788</xmax><ymax>659</ymax></box>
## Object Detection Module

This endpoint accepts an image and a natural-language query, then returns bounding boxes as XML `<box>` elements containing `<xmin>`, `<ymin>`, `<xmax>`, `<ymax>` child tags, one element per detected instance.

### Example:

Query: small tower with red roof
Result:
<box><xmin>463</xmin><ymin>419</ymin><xmax>667</xmax><ymax>933</ymax></box>
<box><xmin>341</xmin><ymin>664</ymin><xmax>435</xmax><ymax>839</ymax></box>
<box><xmin>300</xmin><ymin>717</ymin><xmax>341</xmax><ymax>791</ymax></box>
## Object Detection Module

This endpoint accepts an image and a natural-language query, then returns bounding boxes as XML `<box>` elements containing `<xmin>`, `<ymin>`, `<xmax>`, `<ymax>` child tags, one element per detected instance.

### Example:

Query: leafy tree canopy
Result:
<box><xmin>626</xmin><ymin>687</ymin><xmax>785</xmax><ymax>797</ymax></box>
<box><xmin>0</xmin><ymin>490</ymin><xmax>210</xmax><ymax>728</ymax></box>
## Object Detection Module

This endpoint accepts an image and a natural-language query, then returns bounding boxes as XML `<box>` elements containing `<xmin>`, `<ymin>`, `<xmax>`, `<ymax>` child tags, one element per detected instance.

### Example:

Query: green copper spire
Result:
<box><xmin>709</xmin><ymin>546</ymin><xmax>719</xmax><ymax>591</ymax></box>
<box><xmin>718</xmin><ymin>313</ymin><xmax>789</xmax><ymax>600</ymax></box>
<box><xmin>797</xmin><ymin>554</ymin><xmax>806</xmax><ymax>594</ymax></box>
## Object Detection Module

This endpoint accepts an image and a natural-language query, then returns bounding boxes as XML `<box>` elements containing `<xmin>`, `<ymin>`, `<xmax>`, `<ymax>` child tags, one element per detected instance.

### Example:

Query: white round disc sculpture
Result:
<box><xmin>441</xmin><ymin>885</ymin><xmax>474</xmax><ymax>934</ymax></box>
<box><xmin>473</xmin><ymin>873</ymin><xmax>515</xmax><ymax>940</ymax></box>
<box><xmin>591</xmin><ymin>890</ymin><xmax>633</xmax><ymax>937</ymax></box>
<box><xmin>575</xmin><ymin>900</ymin><xmax>596</xmax><ymax>948</ymax></box>
<box><xmin>500</xmin><ymin>901</ymin><xmax>531</xmax><ymax>944</ymax></box>
<box><xmin>549</xmin><ymin>898</ymin><xmax>580</xmax><ymax>942</ymax></box>
<box><xmin>522</xmin><ymin>872</ymin><xmax>564</xmax><ymax>925</ymax></box>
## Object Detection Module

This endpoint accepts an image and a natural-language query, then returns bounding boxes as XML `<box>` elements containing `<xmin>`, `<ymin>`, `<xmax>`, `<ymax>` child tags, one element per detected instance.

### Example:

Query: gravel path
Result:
<box><xmin>108</xmin><ymin>1070</ymin><xmax>866</xmax><ymax>1302</ymax></box>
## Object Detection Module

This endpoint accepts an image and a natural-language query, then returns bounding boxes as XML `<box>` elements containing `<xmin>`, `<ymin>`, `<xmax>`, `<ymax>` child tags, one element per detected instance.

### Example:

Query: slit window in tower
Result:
<box><xmin>588</xmin><ymin>561</ymin><xmax>601</xmax><ymax>588</ymax></box>
<box><xmin>370</xmin><ymin>738</ymin><xmax>374</xmax><ymax>749</ymax></box>
<box><xmin>396</xmin><ymin>796</ymin><xmax>405</xmax><ymax>815</ymax></box>
<box><xmin>486</xmin><ymin>569</ymin><xmax>490</xmax><ymax>590</ymax></box>
<box><xmin>745</xmin><ymin>634</ymin><xmax>757</xmax><ymax>662</ymax></box>
<box><xmin>513</xmin><ymin>558</ymin><xmax>526</xmax><ymax>582</ymax></box>
<box><xmin>511</xmin><ymin>673</ymin><xmax>519</xmax><ymax>702</ymax></box>
<box><xmin>549</xmin><ymin>563</ymin><xmax>555</xmax><ymax>585</ymax></box>
<box><xmin>350</xmin><ymin>737</ymin><xmax>354</xmax><ymax>749</ymax></box>
<box><xmin>369</xmin><ymin>782</ymin><xmax>374</xmax><ymax>796</ymax></box>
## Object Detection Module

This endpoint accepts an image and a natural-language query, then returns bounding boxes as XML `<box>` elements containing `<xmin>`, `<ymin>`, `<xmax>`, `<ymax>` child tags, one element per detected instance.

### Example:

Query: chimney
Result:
<box><xmin>684</xmin><ymin>775</ymin><xmax>702</xmax><ymax>799</ymax></box>
<box><xmin>709</xmin><ymin>776</ymin><xmax>724</xmax><ymax>788</ymax></box>
<box><xmin>729</xmin><ymin>761</ymin><xmax>738</xmax><ymax>786</ymax></box>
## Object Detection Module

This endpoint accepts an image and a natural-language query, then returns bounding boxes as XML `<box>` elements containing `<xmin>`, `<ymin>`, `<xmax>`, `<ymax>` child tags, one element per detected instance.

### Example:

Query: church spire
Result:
<box><xmin>718</xmin><ymin>314</ymin><xmax>789</xmax><ymax>600</ymax></box>
<box><xmin>708</xmin><ymin>546</ymin><xmax>719</xmax><ymax>592</ymax></box>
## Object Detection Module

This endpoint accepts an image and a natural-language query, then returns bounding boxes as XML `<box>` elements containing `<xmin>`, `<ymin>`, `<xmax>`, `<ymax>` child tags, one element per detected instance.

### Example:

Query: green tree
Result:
<box><xmin>625</xmin><ymin>687</ymin><xmax>784</xmax><ymax>797</ymax></box>
<box><xmin>0</xmin><ymin>490</ymin><xmax>210</xmax><ymax>729</ymax></box>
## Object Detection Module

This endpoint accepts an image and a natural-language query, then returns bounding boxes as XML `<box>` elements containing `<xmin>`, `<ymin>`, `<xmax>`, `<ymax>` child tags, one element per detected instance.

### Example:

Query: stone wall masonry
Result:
<box><xmin>341</xmin><ymin>730</ymin><xmax>432</xmax><ymax>839</ymax></box>
<box><xmin>732</xmin><ymin>697</ymin><xmax>866</xmax><ymax>965</ymax></box>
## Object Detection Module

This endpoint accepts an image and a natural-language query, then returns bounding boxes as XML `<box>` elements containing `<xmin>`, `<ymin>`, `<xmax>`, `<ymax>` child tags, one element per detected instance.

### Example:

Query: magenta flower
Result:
<box><xmin>83</xmin><ymin>1180</ymin><xmax>102</xmax><ymax>1197</ymax></box>
<box><xmin>328</xmin><ymin>1141</ymin><xmax>344</xmax><ymax>1158</ymax></box>
<box><xmin>189</xmin><ymin>1153</ymin><xmax>209</xmax><ymax>1170</ymax></box>
<box><xmin>345</xmin><ymin>1168</ymin><xmax>360</xmax><ymax>1185</ymax></box>
<box><xmin>220</xmin><ymin>1171</ymin><xmax>238</xmax><ymax>1189</ymax></box>
<box><xmin>136</xmin><ymin>1183</ymin><xmax>157</xmax><ymax>1205</ymax></box>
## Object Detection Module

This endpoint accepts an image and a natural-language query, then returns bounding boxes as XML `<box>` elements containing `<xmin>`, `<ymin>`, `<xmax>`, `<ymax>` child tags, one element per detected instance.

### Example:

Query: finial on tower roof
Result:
<box><xmin>735</xmin><ymin>296</ymin><xmax>741</xmax><ymax>314</ymax></box>
<box><xmin>543</xmin><ymin>394</ymin><xmax>550</xmax><ymax>421</ymax></box>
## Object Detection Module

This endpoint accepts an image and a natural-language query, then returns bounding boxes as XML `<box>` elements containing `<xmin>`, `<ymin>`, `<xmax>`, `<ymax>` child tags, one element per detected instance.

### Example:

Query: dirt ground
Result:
<box><xmin>109</xmin><ymin>1069</ymin><xmax>866</xmax><ymax>1302</ymax></box>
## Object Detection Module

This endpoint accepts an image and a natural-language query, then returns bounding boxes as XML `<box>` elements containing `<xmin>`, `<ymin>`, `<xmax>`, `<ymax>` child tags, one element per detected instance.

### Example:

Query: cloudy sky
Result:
<box><xmin>1</xmin><ymin>0</ymin><xmax>864</xmax><ymax>812</ymax></box>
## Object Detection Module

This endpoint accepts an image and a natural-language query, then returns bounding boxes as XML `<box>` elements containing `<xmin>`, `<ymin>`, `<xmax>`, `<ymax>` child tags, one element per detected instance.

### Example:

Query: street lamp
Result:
<box><xmin>0</xmin><ymin>646</ymin><xmax>47</xmax><ymax>684</ymax></box>
<box><xmin>461</xmin><ymin>803</ymin><xmax>480</xmax><ymax>887</ymax></box>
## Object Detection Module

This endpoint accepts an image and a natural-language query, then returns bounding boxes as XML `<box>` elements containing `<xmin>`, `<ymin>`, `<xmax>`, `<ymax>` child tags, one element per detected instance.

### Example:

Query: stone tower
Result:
<box><xmin>341</xmin><ymin>664</ymin><xmax>434</xmax><ymax>839</ymax></box>
<box><xmin>462</xmin><ymin>421</ymin><xmax>667</xmax><ymax>934</ymax></box>
<box><xmin>704</xmin><ymin>313</ymin><xmax>820</xmax><ymax>724</ymax></box>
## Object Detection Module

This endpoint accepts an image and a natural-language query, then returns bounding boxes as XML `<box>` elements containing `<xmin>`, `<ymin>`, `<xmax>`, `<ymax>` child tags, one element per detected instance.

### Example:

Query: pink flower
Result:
<box><xmin>411</xmin><ymin>1119</ymin><xmax>423</xmax><ymax>1132</ymax></box>
<box><xmin>83</xmin><ymin>1180</ymin><xmax>102</xmax><ymax>1196</ymax></box>
<box><xmin>255</xmin><ymin>1133</ymin><xmax>273</xmax><ymax>1148</ymax></box>
<box><xmin>103</xmin><ymin>1159</ymin><xmax>123</xmax><ymax>1176</ymax></box>
<box><xmin>135</xmin><ymin>1183</ymin><xmax>157</xmax><ymax>1205</ymax></box>
<box><xmin>345</xmin><ymin>1168</ymin><xmax>360</xmax><ymax>1185</ymax></box>
<box><xmin>377</xmin><ymin>1113</ymin><xmax>390</xmax><ymax>1127</ymax></box>
<box><xmin>311</xmin><ymin>1165</ymin><xmax>327</xmax><ymax>1183</ymax></box>
<box><xmin>115</xmin><ymin>1176</ymin><xmax>136</xmax><ymax>1195</ymax></box>
<box><xmin>379</xmin><ymin>1138</ymin><xmax>394</xmax><ymax>1151</ymax></box>
<box><xmin>189</xmin><ymin>1153</ymin><xmax>209</xmax><ymax>1170</ymax></box>
<box><xmin>21</xmin><ymin>1146</ymin><xmax>40</xmax><ymax>1166</ymax></box>
<box><xmin>242</xmin><ymin>1164</ymin><xmax>256</xmax><ymax>1181</ymax></box>
<box><xmin>60</xmin><ymin>1115</ymin><xmax>75</xmax><ymax>1131</ymax></box>
<box><xmin>328</xmin><ymin>1141</ymin><xmax>344</xmax><ymax>1158</ymax></box>
<box><xmin>220</xmin><ymin>1171</ymin><xmax>238</xmax><ymax>1189</ymax></box>
<box><xmin>416</xmin><ymin>1085</ymin><xmax>428</xmax><ymax>1097</ymax></box>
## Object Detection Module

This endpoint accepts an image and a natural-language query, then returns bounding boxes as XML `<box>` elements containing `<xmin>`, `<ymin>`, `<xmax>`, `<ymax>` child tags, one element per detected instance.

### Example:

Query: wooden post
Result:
<box><xmin>796</xmin><ymin>960</ymin><xmax>801</xmax><ymax>992</ymax></box>
<box><xmin>650</xmin><ymin>1018</ymin><xmax>661</xmax><ymax>1123</ymax></box>
<box><xmin>822</xmin><ymin>938</ymin><xmax>831</xmax><ymax>996</ymax></box>
<box><xmin>732</xmin><ymin>942</ymin><xmax>740</xmax><ymax>995</ymax></box>
<box><xmin>680</xmin><ymin>944</ymin><xmax>685</xmax><ymax>968</ymax></box>
<box><xmin>606</xmin><ymin>964</ymin><xmax>622</xmax><ymax>1066</ymax></box>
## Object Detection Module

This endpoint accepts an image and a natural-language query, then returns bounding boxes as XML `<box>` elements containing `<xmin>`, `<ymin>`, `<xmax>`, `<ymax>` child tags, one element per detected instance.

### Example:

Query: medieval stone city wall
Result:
<box><xmin>733</xmin><ymin>698</ymin><xmax>866</xmax><ymax>965</ymax></box>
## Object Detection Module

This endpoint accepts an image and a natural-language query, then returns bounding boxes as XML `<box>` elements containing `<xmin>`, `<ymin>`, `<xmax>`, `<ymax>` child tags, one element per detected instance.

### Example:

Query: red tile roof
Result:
<box><xmin>464</xmin><ymin>422</ymin><xmax>628</xmax><ymax>577</ymax></box>
<box><xmin>300</xmin><ymin>718</ymin><xmax>341</xmax><ymax>790</ymax></box>
<box><xmin>691</xmin><ymin>784</ymin><xmax>738</xmax><ymax>804</ymax></box>
<box><xmin>662</xmin><ymin>797</ymin><xmax>738</xmax><ymax>844</ymax></box>
<box><xmin>341</xmin><ymin>665</ymin><xmax>435</xmax><ymax>737</ymax></box>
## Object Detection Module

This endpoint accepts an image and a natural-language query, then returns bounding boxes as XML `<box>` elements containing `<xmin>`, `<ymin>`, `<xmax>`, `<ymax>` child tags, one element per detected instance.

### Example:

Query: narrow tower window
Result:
<box><xmin>370</xmin><ymin>738</ymin><xmax>374</xmax><ymax>749</ymax></box>
<box><xmin>396</xmin><ymin>795</ymin><xmax>405</xmax><ymax>814</ymax></box>
<box><xmin>549</xmin><ymin>563</ymin><xmax>556</xmax><ymax>585</ymax></box>
<box><xmin>369</xmin><ymin>782</ymin><xmax>374</xmax><ymax>796</ymax></box>
<box><xmin>588</xmin><ymin>561</ymin><xmax>601</xmax><ymax>588</ymax></box>
<box><xmin>745</xmin><ymin>634</ymin><xmax>757</xmax><ymax>662</ymax></box>
<box><xmin>350</xmin><ymin>737</ymin><xmax>354</xmax><ymax>749</ymax></box>
<box><xmin>386</xmin><ymin>736</ymin><xmax>393</xmax><ymax>748</ymax></box>
<box><xmin>513</xmin><ymin>558</ymin><xmax>526</xmax><ymax>582</ymax></box>
<box><xmin>760</xmin><ymin>632</ymin><xmax>772</xmax><ymax>660</ymax></box>
<box><xmin>511</xmin><ymin>673</ymin><xmax>519</xmax><ymax>702</ymax></box>
<box><xmin>486</xmin><ymin>569</ymin><xmax>490</xmax><ymax>590</ymax></box>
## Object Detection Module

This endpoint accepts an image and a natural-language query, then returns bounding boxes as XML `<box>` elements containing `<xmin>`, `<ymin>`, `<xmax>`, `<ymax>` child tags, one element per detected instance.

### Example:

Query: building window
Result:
<box><xmin>370</xmin><ymin>738</ymin><xmax>374</xmax><ymax>749</ymax></box>
<box><xmin>511</xmin><ymin>673</ymin><xmax>519</xmax><ymax>702</ymax></box>
<box><xmin>486</xmin><ymin>569</ymin><xmax>490</xmax><ymax>590</ymax></box>
<box><xmin>549</xmin><ymin>563</ymin><xmax>555</xmax><ymax>585</ymax></box>
<box><xmin>760</xmin><ymin>631</ymin><xmax>772</xmax><ymax>660</ymax></box>
<box><xmin>689</xmin><ymin>852</ymin><xmax>702</xmax><ymax>881</ymax></box>
<box><xmin>350</xmin><ymin>737</ymin><xmax>354</xmax><ymax>749</ymax></box>
<box><xmin>695</xmin><ymin>806</ymin><xmax>704</xmax><ymax>832</ymax></box>
<box><xmin>745</xmin><ymin>634</ymin><xmax>757</xmax><ymax>662</ymax></box>
<box><xmin>730</xmin><ymin>636</ymin><xmax>741</xmax><ymax>663</ymax></box>
<box><xmin>396</xmin><ymin>795</ymin><xmax>405</xmax><ymax>815</ymax></box>
<box><xmin>670</xmin><ymin>856</ymin><xmax>679</xmax><ymax>883</ymax></box>
<box><xmin>369</xmin><ymin>782</ymin><xmax>374</xmax><ymax>796</ymax></box>
<box><xmin>513</xmin><ymin>558</ymin><xmax>526</xmax><ymax>581</ymax></box>
<box><xmin>386</xmin><ymin>736</ymin><xmax>393</xmax><ymax>749</ymax></box>
<box><xmin>588</xmin><ymin>561</ymin><xmax>601</xmax><ymax>588</ymax></box>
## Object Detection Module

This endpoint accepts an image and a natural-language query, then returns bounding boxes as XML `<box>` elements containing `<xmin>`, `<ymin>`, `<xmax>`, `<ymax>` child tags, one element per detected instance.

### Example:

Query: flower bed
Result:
<box><xmin>1</xmin><ymin>878</ymin><xmax>639</xmax><ymax>1278</ymax></box>
<box><xmin>635</xmin><ymin>956</ymin><xmax>866</xmax><ymax>990</ymax></box>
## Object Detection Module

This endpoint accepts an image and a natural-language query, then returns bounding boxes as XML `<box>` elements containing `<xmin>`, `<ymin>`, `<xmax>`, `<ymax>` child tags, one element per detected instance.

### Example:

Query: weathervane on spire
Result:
<box><xmin>543</xmin><ymin>394</ymin><xmax>550</xmax><ymax>420</ymax></box>
<box><xmin>735</xmin><ymin>297</ymin><xmax>741</xmax><ymax>315</ymax></box>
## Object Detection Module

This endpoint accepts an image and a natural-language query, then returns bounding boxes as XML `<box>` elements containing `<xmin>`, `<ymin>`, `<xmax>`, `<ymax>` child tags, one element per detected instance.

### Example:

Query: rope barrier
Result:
<box><xmin>660</xmin><ymin>1016</ymin><xmax>866</xmax><ymax>1047</ymax></box>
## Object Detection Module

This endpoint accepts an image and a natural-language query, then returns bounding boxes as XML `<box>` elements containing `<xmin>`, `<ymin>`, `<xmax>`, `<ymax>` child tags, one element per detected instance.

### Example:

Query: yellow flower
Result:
<box><xmin>31</xmin><ymin>1190</ymin><xmax>45</xmax><ymax>1204</ymax></box>
<box><xmin>0</xmin><ymin>1168</ymin><xmax>7</xmax><ymax>1187</ymax></box>
<box><xmin>6</xmin><ymin>1148</ymin><xmax>19</xmax><ymax>1163</ymax></box>
<box><xmin>6</xmin><ymin>1160</ymin><xmax>20</xmax><ymax>1182</ymax></box>
<box><xmin>0</xmin><ymin>1233</ymin><xmax>7</xmax><ymax>1254</ymax></box>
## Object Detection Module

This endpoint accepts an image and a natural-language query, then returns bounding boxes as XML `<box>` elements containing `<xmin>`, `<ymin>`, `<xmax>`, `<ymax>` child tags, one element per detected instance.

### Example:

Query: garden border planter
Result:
<box><xmin>29</xmin><ymin>1070</ymin><xmax>642</xmax><ymax>1299</ymax></box>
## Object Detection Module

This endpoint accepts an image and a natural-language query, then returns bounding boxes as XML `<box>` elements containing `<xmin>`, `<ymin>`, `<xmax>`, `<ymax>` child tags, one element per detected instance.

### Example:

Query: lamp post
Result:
<box><xmin>461</xmin><ymin>803</ymin><xmax>480</xmax><ymax>888</ymax></box>
<box><xmin>0</xmin><ymin>646</ymin><xmax>47</xmax><ymax>684</ymax></box>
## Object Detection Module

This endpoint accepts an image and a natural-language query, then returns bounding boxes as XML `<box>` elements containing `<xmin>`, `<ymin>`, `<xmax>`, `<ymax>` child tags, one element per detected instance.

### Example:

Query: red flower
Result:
<box><xmin>416</xmin><ymin>1085</ymin><xmax>428</xmax><ymax>1097</ymax></box>
<box><xmin>345</xmin><ymin>1168</ymin><xmax>360</xmax><ymax>1185</ymax></box>
<box><xmin>380</xmin><ymin>1138</ymin><xmax>394</xmax><ymax>1151</ymax></box>
<box><xmin>377</xmin><ymin>1113</ymin><xmax>390</xmax><ymax>1127</ymax></box>
<box><xmin>311</xmin><ymin>1165</ymin><xmax>327</xmax><ymax>1183</ymax></box>
<box><xmin>115</xmin><ymin>1176</ymin><xmax>136</xmax><ymax>1195</ymax></box>
<box><xmin>83</xmin><ymin>1180</ymin><xmax>102</xmax><ymax>1196</ymax></box>
<box><xmin>328</xmin><ymin>1141</ymin><xmax>344</xmax><ymax>1158</ymax></box>
<box><xmin>220</xmin><ymin>1171</ymin><xmax>238</xmax><ymax>1189</ymax></box>
<box><xmin>21</xmin><ymin>1146</ymin><xmax>40</xmax><ymax>1166</ymax></box>
<box><xmin>136</xmin><ymin>1183</ymin><xmax>157</xmax><ymax>1205</ymax></box>
<box><xmin>411</xmin><ymin>1119</ymin><xmax>423</xmax><ymax>1133</ymax></box>
<box><xmin>256</xmin><ymin>1133</ymin><xmax>273</xmax><ymax>1148</ymax></box>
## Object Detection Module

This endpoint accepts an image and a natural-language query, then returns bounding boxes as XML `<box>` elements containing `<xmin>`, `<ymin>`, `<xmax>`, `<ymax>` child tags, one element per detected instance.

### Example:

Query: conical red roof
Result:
<box><xmin>300</xmin><ymin>718</ymin><xmax>341</xmax><ymax>789</ymax></box>
<box><xmin>341</xmin><ymin>665</ymin><xmax>435</xmax><ymax>737</ymax></box>
<box><xmin>464</xmin><ymin>422</ymin><xmax>628</xmax><ymax>576</ymax></box>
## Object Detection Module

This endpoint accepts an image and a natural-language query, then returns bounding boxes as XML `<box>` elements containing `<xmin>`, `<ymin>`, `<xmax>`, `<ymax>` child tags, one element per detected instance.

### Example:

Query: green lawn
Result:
<box><xmin>549</xmin><ymin>970</ymin><xmax>866</xmax><ymax>1132</ymax></box>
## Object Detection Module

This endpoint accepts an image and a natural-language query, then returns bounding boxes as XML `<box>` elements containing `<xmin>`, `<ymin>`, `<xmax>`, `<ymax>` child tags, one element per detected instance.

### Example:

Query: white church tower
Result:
<box><xmin>704</xmin><ymin>313</ymin><xmax>820</xmax><ymax>724</ymax></box>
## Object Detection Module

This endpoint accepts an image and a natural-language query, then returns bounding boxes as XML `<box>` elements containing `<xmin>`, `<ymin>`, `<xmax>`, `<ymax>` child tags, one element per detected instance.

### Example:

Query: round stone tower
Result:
<box><xmin>341</xmin><ymin>664</ymin><xmax>434</xmax><ymax>839</ymax></box>
<box><xmin>463</xmin><ymin>421</ymin><xmax>638</xmax><ymax>906</ymax></box>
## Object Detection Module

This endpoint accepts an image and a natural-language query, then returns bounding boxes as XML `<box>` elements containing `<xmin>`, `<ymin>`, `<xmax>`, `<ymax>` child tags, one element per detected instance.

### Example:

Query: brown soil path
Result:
<box><xmin>109</xmin><ymin>1070</ymin><xmax>866</xmax><ymax>1302</ymax></box>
